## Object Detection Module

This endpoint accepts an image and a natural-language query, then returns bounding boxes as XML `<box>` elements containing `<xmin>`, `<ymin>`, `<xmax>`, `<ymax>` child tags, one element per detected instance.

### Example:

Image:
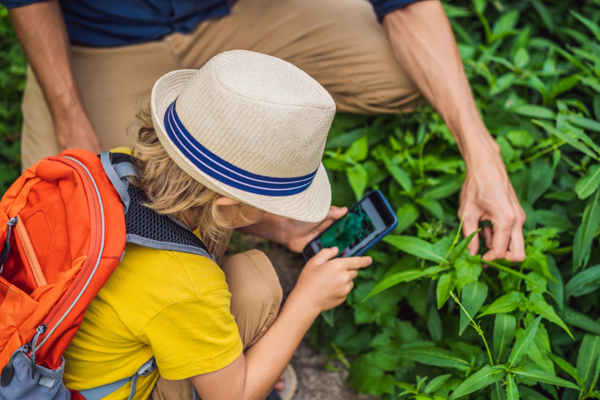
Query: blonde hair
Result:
<box><xmin>127</xmin><ymin>104</ymin><xmax>231</xmax><ymax>244</ymax></box>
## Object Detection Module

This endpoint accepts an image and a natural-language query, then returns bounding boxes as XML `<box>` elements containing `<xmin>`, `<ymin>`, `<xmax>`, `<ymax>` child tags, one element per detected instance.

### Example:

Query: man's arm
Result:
<box><xmin>9</xmin><ymin>1</ymin><xmax>101</xmax><ymax>152</ymax></box>
<box><xmin>383</xmin><ymin>0</ymin><xmax>526</xmax><ymax>262</ymax></box>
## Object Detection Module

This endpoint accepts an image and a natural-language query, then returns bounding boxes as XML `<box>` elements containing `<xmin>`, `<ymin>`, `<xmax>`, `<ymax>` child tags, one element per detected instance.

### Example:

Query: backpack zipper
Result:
<box><xmin>29</xmin><ymin>324</ymin><xmax>46</xmax><ymax>378</ymax></box>
<box><xmin>0</xmin><ymin>217</ymin><xmax>18</xmax><ymax>276</ymax></box>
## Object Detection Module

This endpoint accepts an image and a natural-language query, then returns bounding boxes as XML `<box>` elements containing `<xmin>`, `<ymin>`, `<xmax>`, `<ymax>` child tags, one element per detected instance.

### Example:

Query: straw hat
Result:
<box><xmin>151</xmin><ymin>50</ymin><xmax>335</xmax><ymax>223</ymax></box>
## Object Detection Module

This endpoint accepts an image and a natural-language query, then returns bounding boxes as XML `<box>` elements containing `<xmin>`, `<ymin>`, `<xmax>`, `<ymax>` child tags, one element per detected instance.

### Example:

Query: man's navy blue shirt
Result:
<box><xmin>1</xmin><ymin>0</ymin><xmax>420</xmax><ymax>47</ymax></box>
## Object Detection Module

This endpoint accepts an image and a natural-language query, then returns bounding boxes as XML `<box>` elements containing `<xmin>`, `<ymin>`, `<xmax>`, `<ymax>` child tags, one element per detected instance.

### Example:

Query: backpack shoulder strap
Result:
<box><xmin>100</xmin><ymin>151</ymin><xmax>215</xmax><ymax>262</ymax></box>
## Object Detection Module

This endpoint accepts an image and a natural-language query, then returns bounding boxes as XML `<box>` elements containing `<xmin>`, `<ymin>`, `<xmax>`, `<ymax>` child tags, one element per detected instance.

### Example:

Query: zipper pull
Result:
<box><xmin>30</xmin><ymin>324</ymin><xmax>46</xmax><ymax>379</ymax></box>
<box><xmin>0</xmin><ymin>217</ymin><xmax>18</xmax><ymax>276</ymax></box>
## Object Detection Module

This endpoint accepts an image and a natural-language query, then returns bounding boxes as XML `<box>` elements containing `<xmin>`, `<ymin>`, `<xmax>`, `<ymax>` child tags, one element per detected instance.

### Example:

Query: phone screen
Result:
<box><xmin>303</xmin><ymin>191</ymin><xmax>396</xmax><ymax>260</ymax></box>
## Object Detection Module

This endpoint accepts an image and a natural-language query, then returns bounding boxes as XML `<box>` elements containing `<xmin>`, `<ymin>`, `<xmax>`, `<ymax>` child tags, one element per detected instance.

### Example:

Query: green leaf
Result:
<box><xmin>547</xmin><ymin>256</ymin><xmax>564</xmax><ymax>311</ymax></box>
<box><xmin>570</xmin><ymin>10</ymin><xmax>600</xmax><ymax>41</ymax></box>
<box><xmin>576</xmin><ymin>165</ymin><xmax>600</xmax><ymax>200</ymax></box>
<box><xmin>383</xmin><ymin>235</ymin><xmax>445</xmax><ymax>263</ymax></box>
<box><xmin>346</xmin><ymin>164</ymin><xmax>367</xmax><ymax>201</ymax></box>
<box><xmin>533</xmin><ymin>120</ymin><xmax>600</xmax><ymax>161</ymax></box>
<box><xmin>345</xmin><ymin>136</ymin><xmax>368</xmax><ymax>162</ymax></box>
<box><xmin>428</xmin><ymin>304</ymin><xmax>443</xmax><ymax>342</ymax></box>
<box><xmin>397</xmin><ymin>345</ymin><xmax>471</xmax><ymax>370</ymax></box>
<box><xmin>513</xmin><ymin>47</ymin><xmax>529</xmax><ymax>69</ymax></box>
<box><xmin>522</xmin><ymin>247</ymin><xmax>556</xmax><ymax>283</ymax></box>
<box><xmin>459</xmin><ymin>280</ymin><xmax>488</xmax><ymax>334</ymax></box>
<box><xmin>473</xmin><ymin>0</ymin><xmax>487</xmax><ymax>14</ymax></box>
<box><xmin>492</xmin><ymin>381</ymin><xmax>507</xmax><ymax>400</ymax></box>
<box><xmin>494</xmin><ymin>314</ymin><xmax>517</xmax><ymax>364</ymax></box>
<box><xmin>566</xmin><ymin>265</ymin><xmax>600</xmax><ymax>298</ymax></box>
<box><xmin>365</xmin><ymin>267</ymin><xmax>436</xmax><ymax>300</ymax></box>
<box><xmin>455</xmin><ymin>255</ymin><xmax>482</xmax><ymax>290</ymax></box>
<box><xmin>528</xmin><ymin>293</ymin><xmax>572</xmax><ymax>338</ymax></box>
<box><xmin>491</xmin><ymin>9</ymin><xmax>519</xmax><ymax>40</ymax></box>
<box><xmin>348</xmin><ymin>352</ymin><xmax>397</xmax><ymax>395</ymax></box>
<box><xmin>507</xmin><ymin>129</ymin><xmax>534</xmax><ymax>148</ymax></box>
<box><xmin>518</xmin><ymin>387</ymin><xmax>551</xmax><ymax>400</ymax></box>
<box><xmin>510</xmin><ymin>105</ymin><xmax>555</xmax><ymax>119</ymax></box>
<box><xmin>562</xmin><ymin>307</ymin><xmax>600</xmax><ymax>336</ymax></box>
<box><xmin>527</xmin><ymin>158</ymin><xmax>554</xmax><ymax>205</ymax></box>
<box><xmin>479</xmin><ymin>291</ymin><xmax>525</xmax><ymax>318</ymax></box>
<box><xmin>422</xmin><ymin>173</ymin><xmax>464</xmax><ymax>200</ymax></box>
<box><xmin>549</xmin><ymin>353</ymin><xmax>585</xmax><ymax>388</ymax></box>
<box><xmin>448</xmin><ymin>365</ymin><xmax>505</xmax><ymax>400</ymax></box>
<box><xmin>416</xmin><ymin>198</ymin><xmax>446</xmax><ymax>222</ymax></box>
<box><xmin>437</xmin><ymin>272</ymin><xmax>457</xmax><ymax>309</ymax></box>
<box><xmin>573</xmin><ymin>190</ymin><xmax>600</xmax><ymax>271</ymax></box>
<box><xmin>424</xmin><ymin>374</ymin><xmax>452</xmax><ymax>394</ymax></box>
<box><xmin>506</xmin><ymin>374</ymin><xmax>519</xmax><ymax>400</ymax></box>
<box><xmin>394</xmin><ymin>203</ymin><xmax>420</xmax><ymax>234</ymax></box>
<box><xmin>531</xmin><ymin>0</ymin><xmax>553</xmax><ymax>32</ymax></box>
<box><xmin>566</xmin><ymin>116</ymin><xmax>600</xmax><ymax>133</ymax></box>
<box><xmin>382</xmin><ymin>154</ymin><xmax>413</xmax><ymax>192</ymax></box>
<box><xmin>577</xmin><ymin>333</ymin><xmax>600</xmax><ymax>390</ymax></box>
<box><xmin>511</xmin><ymin>367</ymin><xmax>580</xmax><ymax>389</ymax></box>
<box><xmin>449</xmin><ymin>231</ymin><xmax>478</xmax><ymax>265</ymax></box>
<box><xmin>508</xmin><ymin>316</ymin><xmax>542</xmax><ymax>367</ymax></box>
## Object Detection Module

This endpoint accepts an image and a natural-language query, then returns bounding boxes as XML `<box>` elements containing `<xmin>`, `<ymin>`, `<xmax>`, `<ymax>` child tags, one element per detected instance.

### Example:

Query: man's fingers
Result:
<box><xmin>505</xmin><ymin>214</ymin><xmax>526</xmax><ymax>262</ymax></box>
<box><xmin>343</xmin><ymin>256</ymin><xmax>373</xmax><ymax>270</ymax></box>
<box><xmin>482</xmin><ymin>226</ymin><xmax>493</xmax><ymax>249</ymax></box>
<box><xmin>482</xmin><ymin>216</ymin><xmax>513</xmax><ymax>261</ymax></box>
<box><xmin>461</xmin><ymin>211</ymin><xmax>480</xmax><ymax>256</ymax></box>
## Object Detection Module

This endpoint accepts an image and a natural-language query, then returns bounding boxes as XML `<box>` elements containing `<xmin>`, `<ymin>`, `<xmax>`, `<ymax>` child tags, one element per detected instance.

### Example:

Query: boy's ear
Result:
<box><xmin>215</xmin><ymin>197</ymin><xmax>240</xmax><ymax>206</ymax></box>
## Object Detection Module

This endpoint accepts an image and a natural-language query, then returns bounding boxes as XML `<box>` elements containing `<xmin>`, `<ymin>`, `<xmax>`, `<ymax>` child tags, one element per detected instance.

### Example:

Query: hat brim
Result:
<box><xmin>151</xmin><ymin>69</ymin><xmax>332</xmax><ymax>223</ymax></box>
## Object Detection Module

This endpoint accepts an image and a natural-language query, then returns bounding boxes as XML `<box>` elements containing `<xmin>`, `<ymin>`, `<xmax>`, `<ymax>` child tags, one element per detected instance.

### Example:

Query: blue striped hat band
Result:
<box><xmin>164</xmin><ymin>100</ymin><xmax>319</xmax><ymax>197</ymax></box>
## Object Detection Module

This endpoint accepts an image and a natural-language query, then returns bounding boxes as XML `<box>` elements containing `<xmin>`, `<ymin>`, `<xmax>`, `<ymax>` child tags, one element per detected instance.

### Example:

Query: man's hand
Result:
<box><xmin>55</xmin><ymin>110</ymin><xmax>102</xmax><ymax>153</ymax></box>
<box><xmin>458</xmin><ymin>144</ymin><xmax>526</xmax><ymax>262</ymax></box>
<box><xmin>9</xmin><ymin>1</ymin><xmax>101</xmax><ymax>156</ymax></box>
<box><xmin>237</xmin><ymin>206</ymin><xmax>347</xmax><ymax>253</ymax></box>
<box><xmin>383</xmin><ymin>1</ymin><xmax>526</xmax><ymax>261</ymax></box>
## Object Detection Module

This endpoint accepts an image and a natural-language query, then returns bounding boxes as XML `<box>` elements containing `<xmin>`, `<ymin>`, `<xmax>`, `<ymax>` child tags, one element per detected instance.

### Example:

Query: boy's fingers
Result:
<box><xmin>312</xmin><ymin>247</ymin><xmax>339</xmax><ymax>264</ymax></box>
<box><xmin>344</xmin><ymin>256</ymin><xmax>372</xmax><ymax>270</ymax></box>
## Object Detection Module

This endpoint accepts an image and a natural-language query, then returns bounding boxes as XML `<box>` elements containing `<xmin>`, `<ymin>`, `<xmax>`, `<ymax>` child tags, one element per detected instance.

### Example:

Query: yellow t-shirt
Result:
<box><xmin>63</xmin><ymin>244</ymin><xmax>243</xmax><ymax>399</ymax></box>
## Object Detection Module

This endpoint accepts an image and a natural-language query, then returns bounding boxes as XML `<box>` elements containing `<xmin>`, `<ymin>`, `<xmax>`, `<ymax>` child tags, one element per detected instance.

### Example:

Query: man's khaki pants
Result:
<box><xmin>21</xmin><ymin>0</ymin><xmax>420</xmax><ymax>169</ymax></box>
<box><xmin>148</xmin><ymin>249</ymin><xmax>282</xmax><ymax>399</ymax></box>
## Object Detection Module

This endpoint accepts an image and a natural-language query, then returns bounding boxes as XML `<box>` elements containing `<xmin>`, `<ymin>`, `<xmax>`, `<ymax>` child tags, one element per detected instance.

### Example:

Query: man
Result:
<box><xmin>3</xmin><ymin>0</ymin><xmax>526</xmax><ymax>262</ymax></box>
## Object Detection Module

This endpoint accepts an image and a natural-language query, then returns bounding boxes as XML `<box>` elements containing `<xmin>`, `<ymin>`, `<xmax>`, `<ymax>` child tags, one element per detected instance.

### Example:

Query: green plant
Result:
<box><xmin>3</xmin><ymin>0</ymin><xmax>600</xmax><ymax>398</ymax></box>
<box><xmin>309</xmin><ymin>0</ymin><xmax>600</xmax><ymax>398</ymax></box>
<box><xmin>0</xmin><ymin>6</ymin><xmax>24</xmax><ymax>191</ymax></box>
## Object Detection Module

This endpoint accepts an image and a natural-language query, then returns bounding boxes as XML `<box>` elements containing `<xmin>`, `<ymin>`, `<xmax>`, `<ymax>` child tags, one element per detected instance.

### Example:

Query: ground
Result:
<box><xmin>228</xmin><ymin>233</ymin><xmax>378</xmax><ymax>400</ymax></box>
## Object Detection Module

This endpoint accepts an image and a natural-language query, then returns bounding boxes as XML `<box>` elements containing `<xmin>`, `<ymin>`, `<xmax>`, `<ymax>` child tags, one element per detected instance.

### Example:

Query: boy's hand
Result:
<box><xmin>290</xmin><ymin>247</ymin><xmax>372</xmax><ymax>314</ymax></box>
<box><xmin>284</xmin><ymin>206</ymin><xmax>347</xmax><ymax>252</ymax></box>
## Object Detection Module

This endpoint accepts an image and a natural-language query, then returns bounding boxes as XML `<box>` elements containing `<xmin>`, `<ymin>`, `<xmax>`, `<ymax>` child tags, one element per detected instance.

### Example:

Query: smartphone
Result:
<box><xmin>302</xmin><ymin>190</ymin><xmax>398</xmax><ymax>261</ymax></box>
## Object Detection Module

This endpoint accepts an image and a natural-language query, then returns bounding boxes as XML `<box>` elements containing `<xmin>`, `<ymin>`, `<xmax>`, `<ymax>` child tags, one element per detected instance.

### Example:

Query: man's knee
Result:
<box><xmin>221</xmin><ymin>250</ymin><xmax>282</xmax><ymax>349</ymax></box>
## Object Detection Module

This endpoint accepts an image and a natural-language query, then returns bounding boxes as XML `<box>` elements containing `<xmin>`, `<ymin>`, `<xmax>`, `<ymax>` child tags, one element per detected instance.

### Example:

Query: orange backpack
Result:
<box><xmin>0</xmin><ymin>149</ymin><xmax>212</xmax><ymax>400</ymax></box>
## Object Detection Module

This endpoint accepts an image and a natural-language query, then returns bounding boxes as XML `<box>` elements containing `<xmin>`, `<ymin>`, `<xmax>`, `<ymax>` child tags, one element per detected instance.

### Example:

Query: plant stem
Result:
<box><xmin>516</xmin><ymin>263</ymin><xmax>524</xmax><ymax>291</ymax></box>
<box><xmin>429</xmin><ymin>216</ymin><xmax>465</xmax><ymax>277</ymax></box>
<box><xmin>450</xmin><ymin>291</ymin><xmax>494</xmax><ymax>366</ymax></box>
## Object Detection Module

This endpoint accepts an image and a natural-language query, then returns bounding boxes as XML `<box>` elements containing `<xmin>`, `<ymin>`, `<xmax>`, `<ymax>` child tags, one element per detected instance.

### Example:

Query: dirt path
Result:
<box><xmin>228</xmin><ymin>235</ymin><xmax>377</xmax><ymax>400</ymax></box>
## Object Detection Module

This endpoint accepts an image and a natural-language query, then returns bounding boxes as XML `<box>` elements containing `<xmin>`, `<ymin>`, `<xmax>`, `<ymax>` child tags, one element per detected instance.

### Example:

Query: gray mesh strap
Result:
<box><xmin>114</xmin><ymin>162</ymin><xmax>138</xmax><ymax>180</ymax></box>
<box><xmin>100</xmin><ymin>151</ymin><xmax>131</xmax><ymax>214</ymax></box>
<box><xmin>79</xmin><ymin>357</ymin><xmax>156</xmax><ymax>400</ymax></box>
<box><xmin>126</xmin><ymin>234</ymin><xmax>216</xmax><ymax>262</ymax></box>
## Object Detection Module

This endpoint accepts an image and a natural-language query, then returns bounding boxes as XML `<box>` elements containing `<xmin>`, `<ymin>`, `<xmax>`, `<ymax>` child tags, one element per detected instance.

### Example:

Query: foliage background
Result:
<box><xmin>2</xmin><ymin>0</ymin><xmax>600</xmax><ymax>399</ymax></box>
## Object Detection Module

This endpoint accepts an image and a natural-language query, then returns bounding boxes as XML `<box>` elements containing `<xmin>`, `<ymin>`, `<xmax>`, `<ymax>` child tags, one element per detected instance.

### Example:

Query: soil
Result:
<box><xmin>228</xmin><ymin>235</ymin><xmax>378</xmax><ymax>400</ymax></box>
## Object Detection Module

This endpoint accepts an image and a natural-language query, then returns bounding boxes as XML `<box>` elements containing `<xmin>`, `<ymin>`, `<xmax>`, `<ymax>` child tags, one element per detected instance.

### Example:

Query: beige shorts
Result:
<box><xmin>146</xmin><ymin>249</ymin><xmax>282</xmax><ymax>399</ymax></box>
<box><xmin>20</xmin><ymin>0</ymin><xmax>420</xmax><ymax>169</ymax></box>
